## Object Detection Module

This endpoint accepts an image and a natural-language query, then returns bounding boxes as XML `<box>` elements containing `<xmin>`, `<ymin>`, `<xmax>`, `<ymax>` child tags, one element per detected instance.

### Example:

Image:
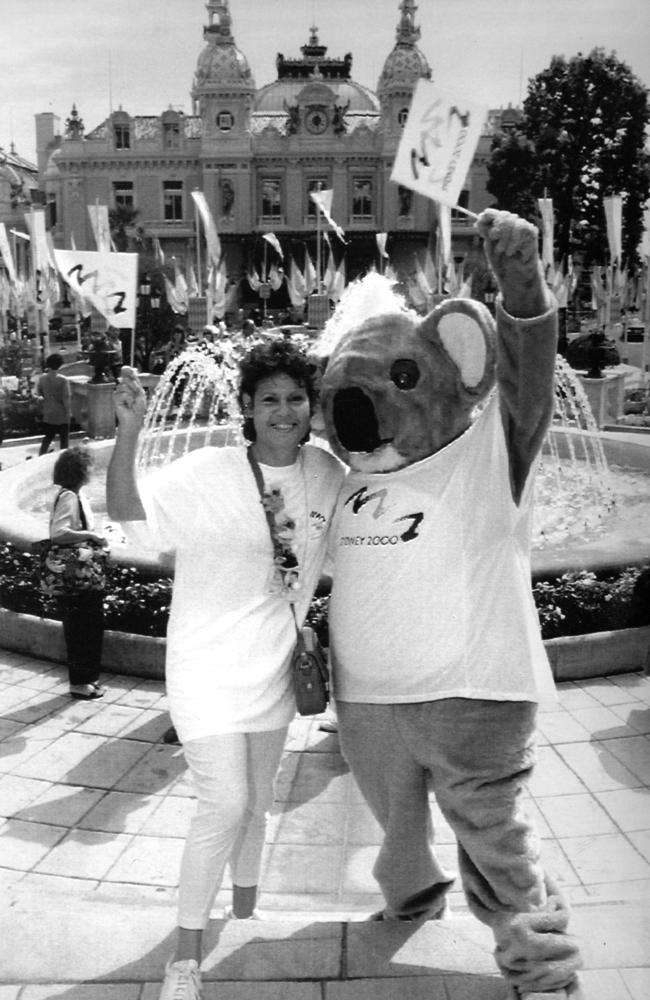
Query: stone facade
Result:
<box><xmin>37</xmin><ymin>0</ymin><xmax>521</xmax><ymax>303</ymax></box>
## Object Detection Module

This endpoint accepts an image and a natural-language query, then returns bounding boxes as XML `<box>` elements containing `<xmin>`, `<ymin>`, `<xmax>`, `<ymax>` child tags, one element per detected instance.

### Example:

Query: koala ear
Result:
<box><xmin>419</xmin><ymin>298</ymin><xmax>496</xmax><ymax>395</ymax></box>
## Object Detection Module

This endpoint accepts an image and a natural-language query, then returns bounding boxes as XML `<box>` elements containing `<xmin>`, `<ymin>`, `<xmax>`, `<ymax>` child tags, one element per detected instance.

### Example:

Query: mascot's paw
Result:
<box><xmin>506</xmin><ymin>976</ymin><xmax>585</xmax><ymax>999</ymax></box>
<box><xmin>475</xmin><ymin>208</ymin><xmax>549</xmax><ymax>319</ymax></box>
<box><xmin>494</xmin><ymin>892</ymin><xmax>582</xmax><ymax>994</ymax></box>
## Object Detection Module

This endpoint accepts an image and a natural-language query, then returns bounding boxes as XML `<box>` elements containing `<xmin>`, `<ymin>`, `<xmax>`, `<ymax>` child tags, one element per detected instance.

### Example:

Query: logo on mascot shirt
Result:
<box><xmin>339</xmin><ymin>485</ymin><xmax>424</xmax><ymax>548</ymax></box>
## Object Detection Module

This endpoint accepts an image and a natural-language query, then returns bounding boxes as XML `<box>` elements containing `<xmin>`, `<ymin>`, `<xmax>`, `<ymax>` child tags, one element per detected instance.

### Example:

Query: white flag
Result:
<box><xmin>376</xmin><ymin>233</ymin><xmax>389</xmax><ymax>259</ymax></box>
<box><xmin>26</xmin><ymin>208</ymin><xmax>56</xmax><ymax>271</ymax></box>
<box><xmin>54</xmin><ymin>249</ymin><xmax>138</xmax><ymax>329</ymax></box>
<box><xmin>438</xmin><ymin>204</ymin><xmax>452</xmax><ymax>269</ymax></box>
<box><xmin>309</xmin><ymin>188</ymin><xmax>346</xmax><ymax>242</ymax></box>
<box><xmin>191</xmin><ymin>190</ymin><xmax>222</xmax><ymax>267</ymax></box>
<box><xmin>262</xmin><ymin>233</ymin><xmax>284</xmax><ymax>259</ymax></box>
<box><xmin>87</xmin><ymin>204</ymin><xmax>111</xmax><ymax>253</ymax></box>
<box><xmin>303</xmin><ymin>249</ymin><xmax>317</xmax><ymax>295</ymax></box>
<box><xmin>391</xmin><ymin>80</ymin><xmax>487</xmax><ymax>209</ymax></box>
<box><xmin>603</xmin><ymin>194</ymin><xmax>623</xmax><ymax>266</ymax></box>
<box><xmin>0</xmin><ymin>224</ymin><xmax>17</xmax><ymax>284</ymax></box>
<box><xmin>537</xmin><ymin>197</ymin><xmax>555</xmax><ymax>271</ymax></box>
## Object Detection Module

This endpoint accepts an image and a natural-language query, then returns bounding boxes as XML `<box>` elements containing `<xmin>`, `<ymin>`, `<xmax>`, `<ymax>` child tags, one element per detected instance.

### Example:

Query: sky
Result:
<box><xmin>2</xmin><ymin>0</ymin><xmax>650</xmax><ymax>165</ymax></box>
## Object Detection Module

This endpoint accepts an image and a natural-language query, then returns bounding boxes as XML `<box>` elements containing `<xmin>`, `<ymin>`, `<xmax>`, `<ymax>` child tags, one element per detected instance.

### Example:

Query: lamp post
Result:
<box><xmin>136</xmin><ymin>274</ymin><xmax>152</xmax><ymax>366</ymax></box>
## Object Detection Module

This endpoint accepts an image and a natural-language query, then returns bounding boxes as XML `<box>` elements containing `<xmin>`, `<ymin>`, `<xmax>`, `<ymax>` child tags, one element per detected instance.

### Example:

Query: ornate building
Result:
<box><xmin>37</xmin><ymin>0</ymin><xmax>518</xmax><ymax>306</ymax></box>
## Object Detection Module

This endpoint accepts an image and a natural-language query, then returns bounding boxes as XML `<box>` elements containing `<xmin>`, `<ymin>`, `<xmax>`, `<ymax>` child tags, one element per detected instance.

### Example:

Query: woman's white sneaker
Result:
<box><xmin>159</xmin><ymin>958</ymin><xmax>201</xmax><ymax>1000</ymax></box>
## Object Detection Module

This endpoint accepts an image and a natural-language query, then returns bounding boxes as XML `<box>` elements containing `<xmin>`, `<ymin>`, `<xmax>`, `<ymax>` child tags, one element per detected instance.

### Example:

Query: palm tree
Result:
<box><xmin>108</xmin><ymin>205</ymin><xmax>140</xmax><ymax>252</ymax></box>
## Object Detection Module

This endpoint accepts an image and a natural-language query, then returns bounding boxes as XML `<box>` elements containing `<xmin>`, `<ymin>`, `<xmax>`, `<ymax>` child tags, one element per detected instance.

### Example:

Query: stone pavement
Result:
<box><xmin>0</xmin><ymin>644</ymin><xmax>649</xmax><ymax>999</ymax></box>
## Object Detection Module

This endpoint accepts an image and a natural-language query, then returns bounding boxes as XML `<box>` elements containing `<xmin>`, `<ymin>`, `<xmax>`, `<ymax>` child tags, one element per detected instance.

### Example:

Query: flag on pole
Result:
<box><xmin>603</xmin><ymin>194</ymin><xmax>623</xmax><ymax>266</ymax></box>
<box><xmin>191</xmin><ymin>190</ymin><xmax>222</xmax><ymax>268</ymax></box>
<box><xmin>330</xmin><ymin>256</ymin><xmax>346</xmax><ymax>303</ymax></box>
<box><xmin>287</xmin><ymin>258</ymin><xmax>307</xmax><ymax>308</ymax></box>
<box><xmin>268</xmin><ymin>262</ymin><xmax>285</xmax><ymax>291</ymax></box>
<box><xmin>323</xmin><ymin>246</ymin><xmax>337</xmax><ymax>295</ymax></box>
<box><xmin>173</xmin><ymin>259</ymin><xmax>189</xmax><ymax>312</ymax></box>
<box><xmin>537</xmin><ymin>197</ymin><xmax>555</xmax><ymax>273</ymax></box>
<box><xmin>53</xmin><ymin>249</ymin><xmax>138</xmax><ymax>328</ymax></box>
<box><xmin>164</xmin><ymin>277</ymin><xmax>187</xmax><ymax>314</ymax></box>
<box><xmin>303</xmin><ymin>249</ymin><xmax>317</xmax><ymax>294</ymax></box>
<box><xmin>438</xmin><ymin>204</ymin><xmax>452</xmax><ymax>270</ymax></box>
<box><xmin>376</xmin><ymin>233</ymin><xmax>389</xmax><ymax>259</ymax></box>
<box><xmin>246</xmin><ymin>265</ymin><xmax>261</xmax><ymax>292</ymax></box>
<box><xmin>87</xmin><ymin>204</ymin><xmax>111</xmax><ymax>253</ymax></box>
<box><xmin>27</xmin><ymin>208</ymin><xmax>56</xmax><ymax>271</ymax></box>
<box><xmin>262</xmin><ymin>232</ymin><xmax>284</xmax><ymax>259</ymax></box>
<box><xmin>309</xmin><ymin>189</ymin><xmax>346</xmax><ymax>243</ymax></box>
<box><xmin>391</xmin><ymin>80</ymin><xmax>487</xmax><ymax>209</ymax></box>
<box><xmin>0</xmin><ymin>224</ymin><xmax>17</xmax><ymax>284</ymax></box>
<box><xmin>414</xmin><ymin>253</ymin><xmax>432</xmax><ymax>298</ymax></box>
<box><xmin>153</xmin><ymin>236</ymin><xmax>165</xmax><ymax>266</ymax></box>
<box><xmin>188</xmin><ymin>263</ymin><xmax>200</xmax><ymax>298</ymax></box>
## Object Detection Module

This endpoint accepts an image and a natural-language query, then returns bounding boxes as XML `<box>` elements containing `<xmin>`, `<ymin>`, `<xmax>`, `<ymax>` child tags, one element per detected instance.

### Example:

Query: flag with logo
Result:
<box><xmin>391</xmin><ymin>80</ymin><xmax>487</xmax><ymax>209</ymax></box>
<box><xmin>53</xmin><ymin>249</ymin><xmax>138</xmax><ymax>328</ymax></box>
<box><xmin>0</xmin><ymin>224</ymin><xmax>17</xmax><ymax>284</ymax></box>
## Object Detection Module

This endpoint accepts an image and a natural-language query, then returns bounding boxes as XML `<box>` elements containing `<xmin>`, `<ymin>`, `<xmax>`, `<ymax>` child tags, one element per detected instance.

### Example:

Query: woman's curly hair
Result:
<box><xmin>53</xmin><ymin>445</ymin><xmax>95</xmax><ymax>492</ymax></box>
<box><xmin>237</xmin><ymin>337</ymin><xmax>318</xmax><ymax>443</ymax></box>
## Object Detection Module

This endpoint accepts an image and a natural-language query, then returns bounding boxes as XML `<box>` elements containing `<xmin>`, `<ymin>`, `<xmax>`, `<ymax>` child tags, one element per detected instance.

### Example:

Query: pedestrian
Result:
<box><xmin>37</xmin><ymin>353</ymin><xmax>71</xmax><ymax>456</ymax></box>
<box><xmin>107</xmin><ymin>337</ymin><xmax>345</xmax><ymax>1000</ymax></box>
<box><xmin>49</xmin><ymin>445</ymin><xmax>108</xmax><ymax>700</ymax></box>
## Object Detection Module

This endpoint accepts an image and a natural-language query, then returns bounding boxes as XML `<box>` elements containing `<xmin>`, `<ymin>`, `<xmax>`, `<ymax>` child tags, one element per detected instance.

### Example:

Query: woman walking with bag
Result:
<box><xmin>107</xmin><ymin>338</ymin><xmax>344</xmax><ymax>1000</ymax></box>
<box><xmin>48</xmin><ymin>445</ymin><xmax>108</xmax><ymax>700</ymax></box>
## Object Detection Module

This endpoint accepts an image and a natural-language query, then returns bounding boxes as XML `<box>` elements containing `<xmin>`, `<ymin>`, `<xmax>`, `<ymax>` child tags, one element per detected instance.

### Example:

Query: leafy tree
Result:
<box><xmin>487</xmin><ymin>48</ymin><xmax>650</xmax><ymax>270</ymax></box>
<box><xmin>108</xmin><ymin>204</ymin><xmax>139</xmax><ymax>252</ymax></box>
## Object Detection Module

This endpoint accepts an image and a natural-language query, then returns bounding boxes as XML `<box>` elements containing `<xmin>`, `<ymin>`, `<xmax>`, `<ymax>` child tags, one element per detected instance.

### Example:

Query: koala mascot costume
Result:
<box><xmin>317</xmin><ymin>210</ymin><xmax>583</xmax><ymax>999</ymax></box>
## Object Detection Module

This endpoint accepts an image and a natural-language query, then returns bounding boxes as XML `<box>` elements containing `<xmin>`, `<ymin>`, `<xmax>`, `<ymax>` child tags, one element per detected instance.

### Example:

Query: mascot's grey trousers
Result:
<box><xmin>337</xmin><ymin>698</ymin><xmax>545</xmax><ymax>922</ymax></box>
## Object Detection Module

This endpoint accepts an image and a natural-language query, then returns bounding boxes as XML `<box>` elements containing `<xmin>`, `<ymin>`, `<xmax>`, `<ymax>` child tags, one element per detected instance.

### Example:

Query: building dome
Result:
<box><xmin>193</xmin><ymin>1</ymin><xmax>255</xmax><ymax>90</ymax></box>
<box><xmin>377</xmin><ymin>0</ymin><xmax>431</xmax><ymax>93</ymax></box>
<box><xmin>255</xmin><ymin>78</ymin><xmax>378</xmax><ymax>114</ymax></box>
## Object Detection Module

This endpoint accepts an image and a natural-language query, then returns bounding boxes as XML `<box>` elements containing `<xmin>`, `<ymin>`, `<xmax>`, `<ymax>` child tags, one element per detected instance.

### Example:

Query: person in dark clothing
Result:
<box><xmin>49</xmin><ymin>446</ymin><xmax>108</xmax><ymax>700</ymax></box>
<box><xmin>38</xmin><ymin>353</ymin><xmax>71</xmax><ymax>456</ymax></box>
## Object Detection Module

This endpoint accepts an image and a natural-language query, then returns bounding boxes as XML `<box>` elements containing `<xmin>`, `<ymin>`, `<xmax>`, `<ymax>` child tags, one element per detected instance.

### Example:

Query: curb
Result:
<box><xmin>1</xmin><ymin>607</ymin><xmax>649</xmax><ymax>682</ymax></box>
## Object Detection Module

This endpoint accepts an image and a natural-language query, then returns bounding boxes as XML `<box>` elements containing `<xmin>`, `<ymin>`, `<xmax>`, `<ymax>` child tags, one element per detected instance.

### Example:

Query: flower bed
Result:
<box><xmin>1</xmin><ymin>542</ymin><xmax>648</xmax><ymax>644</ymax></box>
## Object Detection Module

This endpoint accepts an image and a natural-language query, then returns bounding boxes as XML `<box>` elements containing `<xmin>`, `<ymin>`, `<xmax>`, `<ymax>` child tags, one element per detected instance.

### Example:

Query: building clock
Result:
<box><xmin>305</xmin><ymin>107</ymin><xmax>329</xmax><ymax>135</ymax></box>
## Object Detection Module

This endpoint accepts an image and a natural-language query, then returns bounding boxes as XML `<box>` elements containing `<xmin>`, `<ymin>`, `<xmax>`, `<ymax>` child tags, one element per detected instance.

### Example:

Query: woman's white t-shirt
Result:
<box><xmin>137</xmin><ymin>443</ymin><xmax>344</xmax><ymax>742</ymax></box>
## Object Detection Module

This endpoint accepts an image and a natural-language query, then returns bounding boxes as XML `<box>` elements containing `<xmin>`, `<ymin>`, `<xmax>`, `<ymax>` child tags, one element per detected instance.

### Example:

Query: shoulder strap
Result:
<box><xmin>246</xmin><ymin>446</ymin><xmax>302</xmax><ymax>638</ymax></box>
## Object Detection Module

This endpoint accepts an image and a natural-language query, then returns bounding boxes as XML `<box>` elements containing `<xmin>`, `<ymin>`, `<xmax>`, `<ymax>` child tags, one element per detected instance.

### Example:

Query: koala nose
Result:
<box><xmin>333</xmin><ymin>387</ymin><xmax>384</xmax><ymax>453</ymax></box>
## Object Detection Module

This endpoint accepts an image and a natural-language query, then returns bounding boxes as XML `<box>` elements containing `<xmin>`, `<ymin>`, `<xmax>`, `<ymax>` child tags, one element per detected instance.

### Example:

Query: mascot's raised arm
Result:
<box><xmin>316</xmin><ymin>209</ymin><xmax>583</xmax><ymax>1000</ymax></box>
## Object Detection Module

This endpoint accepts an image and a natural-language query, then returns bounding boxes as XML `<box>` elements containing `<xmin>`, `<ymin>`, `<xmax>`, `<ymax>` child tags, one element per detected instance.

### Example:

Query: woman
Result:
<box><xmin>50</xmin><ymin>445</ymin><xmax>107</xmax><ymax>700</ymax></box>
<box><xmin>107</xmin><ymin>338</ymin><xmax>344</xmax><ymax>1000</ymax></box>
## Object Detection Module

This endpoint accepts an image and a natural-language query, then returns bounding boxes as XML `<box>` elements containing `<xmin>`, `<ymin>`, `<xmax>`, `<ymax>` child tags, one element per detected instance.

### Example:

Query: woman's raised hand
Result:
<box><xmin>114</xmin><ymin>366</ymin><xmax>147</xmax><ymax>432</ymax></box>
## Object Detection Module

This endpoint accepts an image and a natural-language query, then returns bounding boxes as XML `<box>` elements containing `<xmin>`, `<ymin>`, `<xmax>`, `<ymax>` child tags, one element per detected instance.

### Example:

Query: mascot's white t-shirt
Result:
<box><xmin>329</xmin><ymin>394</ymin><xmax>556</xmax><ymax>706</ymax></box>
<box><xmin>136</xmin><ymin>444</ymin><xmax>344</xmax><ymax>742</ymax></box>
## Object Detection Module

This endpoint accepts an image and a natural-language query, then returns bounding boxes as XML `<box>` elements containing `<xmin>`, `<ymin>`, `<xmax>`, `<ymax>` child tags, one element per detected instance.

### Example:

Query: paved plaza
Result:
<box><xmin>0</xmin><ymin>643</ymin><xmax>649</xmax><ymax>998</ymax></box>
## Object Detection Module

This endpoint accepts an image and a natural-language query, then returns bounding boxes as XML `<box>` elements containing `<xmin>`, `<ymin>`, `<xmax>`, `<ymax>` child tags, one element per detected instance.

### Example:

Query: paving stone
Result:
<box><xmin>272</xmin><ymin>797</ymin><xmax>348</xmax><ymax>845</ymax></box>
<box><xmin>34</xmin><ymin>828</ymin><xmax>134</xmax><ymax>880</ymax></box>
<box><xmin>345</xmin><ymin>917</ymin><xmax>497</xmax><ymax>978</ymax></box>
<box><xmin>572</xmin><ymin>902</ymin><xmax>650</xmax><ymax>968</ymax></box>
<box><xmin>326</xmin><ymin>976</ymin><xmax>450</xmax><ymax>998</ymax></box>
<box><xmin>577</xmin><ymin>968</ymin><xmax>637</xmax><ymax>1000</ymax></box>
<box><xmin>537</xmin><ymin>711</ymin><xmax>592</xmax><ymax>744</ymax></box>
<box><xmin>201</xmin><ymin>919</ymin><xmax>342</xmax><ymax>981</ymax></box>
<box><xmin>0</xmin><ymin>774</ymin><xmax>53</xmax><ymax>816</ymax></box>
<box><xmin>0</xmin><ymin>817</ymin><xmax>66</xmax><ymax>869</ymax></box>
<box><xmin>139</xmin><ymin>794</ymin><xmax>194</xmax><ymax>838</ymax></box>
<box><xmin>15</xmin><ymin>783</ymin><xmax>105</xmax><ymax>827</ymax></box>
<box><xmin>604</xmin><ymin>736</ymin><xmax>650</xmax><ymax>784</ymax></box>
<box><xmin>528</xmin><ymin>746</ymin><xmax>586</xmax><ymax>797</ymax></box>
<box><xmin>535</xmin><ymin>793</ymin><xmax>619</xmax><ymax>837</ymax></box>
<box><xmin>596</xmin><ymin>787</ymin><xmax>650</xmax><ymax>831</ymax></box>
<box><xmin>104</xmin><ymin>832</ymin><xmax>184</xmax><ymax>885</ymax></box>
<box><xmin>12</xmin><ymin>732</ymin><xmax>150</xmax><ymax>788</ymax></box>
<box><xmin>261</xmin><ymin>842</ymin><xmax>343</xmax><ymax>894</ymax></box>
<box><xmin>556</xmin><ymin>741</ymin><xmax>641</xmax><ymax>792</ymax></box>
<box><xmin>560</xmin><ymin>832</ymin><xmax>650</xmax><ymax>884</ymax></box>
<box><xmin>621</xmin><ymin>967</ymin><xmax>650</xmax><ymax>1000</ymax></box>
<box><xmin>112</xmin><ymin>743</ymin><xmax>186</xmax><ymax>795</ymax></box>
<box><xmin>21</xmin><ymin>985</ymin><xmax>142</xmax><ymax>999</ymax></box>
<box><xmin>77</xmin><ymin>789</ymin><xmax>161</xmax><ymax>834</ymax></box>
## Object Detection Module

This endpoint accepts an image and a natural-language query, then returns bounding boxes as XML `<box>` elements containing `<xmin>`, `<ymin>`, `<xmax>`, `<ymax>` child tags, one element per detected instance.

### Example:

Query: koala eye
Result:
<box><xmin>390</xmin><ymin>358</ymin><xmax>420</xmax><ymax>390</ymax></box>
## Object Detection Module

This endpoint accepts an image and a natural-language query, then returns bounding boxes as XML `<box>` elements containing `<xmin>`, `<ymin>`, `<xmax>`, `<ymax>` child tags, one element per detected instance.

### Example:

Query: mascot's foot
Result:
<box><xmin>506</xmin><ymin>975</ymin><xmax>585</xmax><ymax>999</ymax></box>
<box><xmin>369</xmin><ymin>898</ymin><xmax>451</xmax><ymax>922</ymax></box>
<box><xmin>494</xmin><ymin>890</ymin><xmax>582</xmax><ymax>998</ymax></box>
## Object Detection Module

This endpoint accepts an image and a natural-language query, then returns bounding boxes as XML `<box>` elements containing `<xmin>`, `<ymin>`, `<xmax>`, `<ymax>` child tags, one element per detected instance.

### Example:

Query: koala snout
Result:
<box><xmin>332</xmin><ymin>386</ymin><xmax>386</xmax><ymax>453</ymax></box>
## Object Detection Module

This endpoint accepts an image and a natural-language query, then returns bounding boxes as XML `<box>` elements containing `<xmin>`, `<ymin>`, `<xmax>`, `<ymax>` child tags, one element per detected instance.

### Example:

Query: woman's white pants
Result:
<box><xmin>178</xmin><ymin>727</ymin><xmax>288</xmax><ymax>929</ymax></box>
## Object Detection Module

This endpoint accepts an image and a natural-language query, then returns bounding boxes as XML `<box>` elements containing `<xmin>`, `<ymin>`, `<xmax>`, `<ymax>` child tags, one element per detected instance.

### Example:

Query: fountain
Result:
<box><xmin>1</xmin><ymin>339</ymin><xmax>650</xmax><ymax>582</ymax></box>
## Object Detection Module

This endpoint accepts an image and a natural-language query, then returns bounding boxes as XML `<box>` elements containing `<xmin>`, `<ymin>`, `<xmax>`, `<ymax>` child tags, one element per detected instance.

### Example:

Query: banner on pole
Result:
<box><xmin>603</xmin><ymin>195</ymin><xmax>623</xmax><ymax>266</ymax></box>
<box><xmin>87</xmin><ymin>204</ymin><xmax>111</xmax><ymax>253</ymax></box>
<box><xmin>538</xmin><ymin>197</ymin><xmax>555</xmax><ymax>271</ymax></box>
<box><xmin>391</xmin><ymin>80</ymin><xmax>487</xmax><ymax>208</ymax></box>
<box><xmin>0</xmin><ymin>224</ymin><xmax>17</xmax><ymax>284</ymax></box>
<box><xmin>54</xmin><ymin>249</ymin><xmax>138</xmax><ymax>329</ymax></box>
<box><xmin>191</xmin><ymin>190</ymin><xmax>222</xmax><ymax>268</ymax></box>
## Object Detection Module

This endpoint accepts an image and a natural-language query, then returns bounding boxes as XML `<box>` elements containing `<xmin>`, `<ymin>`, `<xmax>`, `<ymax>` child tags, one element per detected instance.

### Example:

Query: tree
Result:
<box><xmin>487</xmin><ymin>48</ymin><xmax>650</xmax><ymax>270</ymax></box>
<box><xmin>108</xmin><ymin>204</ymin><xmax>140</xmax><ymax>253</ymax></box>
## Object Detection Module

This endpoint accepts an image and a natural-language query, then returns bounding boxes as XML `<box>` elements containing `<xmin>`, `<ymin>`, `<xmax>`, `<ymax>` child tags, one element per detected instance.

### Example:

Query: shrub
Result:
<box><xmin>0</xmin><ymin>541</ymin><xmax>649</xmax><ymax>642</ymax></box>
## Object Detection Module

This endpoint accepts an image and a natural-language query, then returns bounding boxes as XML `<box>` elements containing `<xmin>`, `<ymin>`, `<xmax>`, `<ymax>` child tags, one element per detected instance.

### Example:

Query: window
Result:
<box><xmin>114</xmin><ymin>124</ymin><xmax>131</xmax><ymax>150</ymax></box>
<box><xmin>163</xmin><ymin>181</ymin><xmax>183</xmax><ymax>221</ymax></box>
<box><xmin>47</xmin><ymin>193</ymin><xmax>57</xmax><ymax>228</ymax></box>
<box><xmin>352</xmin><ymin>177</ymin><xmax>373</xmax><ymax>218</ymax></box>
<box><xmin>221</xmin><ymin>178</ymin><xmax>234</xmax><ymax>216</ymax></box>
<box><xmin>217</xmin><ymin>110</ymin><xmax>234</xmax><ymax>132</ymax></box>
<box><xmin>397</xmin><ymin>185</ymin><xmax>412</xmax><ymax>218</ymax></box>
<box><xmin>163</xmin><ymin>121</ymin><xmax>181</xmax><ymax>150</ymax></box>
<box><xmin>113</xmin><ymin>181</ymin><xmax>134</xmax><ymax>209</ymax></box>
<box><xmin>397</xmin><ymin>107</ymin><xmax>409</xmax><ymax>126</ymax></box>
<box><xmin>261</xmin><ymin>178</ymin><xmax>282</xmax><ymax>219</ymax></box>
<box><xmin>306</xmin><ymin>179</ymin><xmax>329</xmax><ymax>217</ymax></box>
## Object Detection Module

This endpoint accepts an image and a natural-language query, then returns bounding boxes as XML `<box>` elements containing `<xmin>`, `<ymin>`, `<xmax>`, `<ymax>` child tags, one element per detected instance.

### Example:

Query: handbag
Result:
<box><xmin>34</xmin><ymin>489</ymin><xmax>108</xmax><ymax>598</ymax></box>
<box><xmin>247</xmin><ymin>447</ymin><xmax>329</xmax><ymax>716</ymax></box>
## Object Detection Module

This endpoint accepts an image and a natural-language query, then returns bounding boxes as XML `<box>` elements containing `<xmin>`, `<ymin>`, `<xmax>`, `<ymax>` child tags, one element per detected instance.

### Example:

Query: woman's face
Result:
<box><xmin>244</xmin><ymin>373</ymin><xmax>311</xmax><ymax>465</ymax></box>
